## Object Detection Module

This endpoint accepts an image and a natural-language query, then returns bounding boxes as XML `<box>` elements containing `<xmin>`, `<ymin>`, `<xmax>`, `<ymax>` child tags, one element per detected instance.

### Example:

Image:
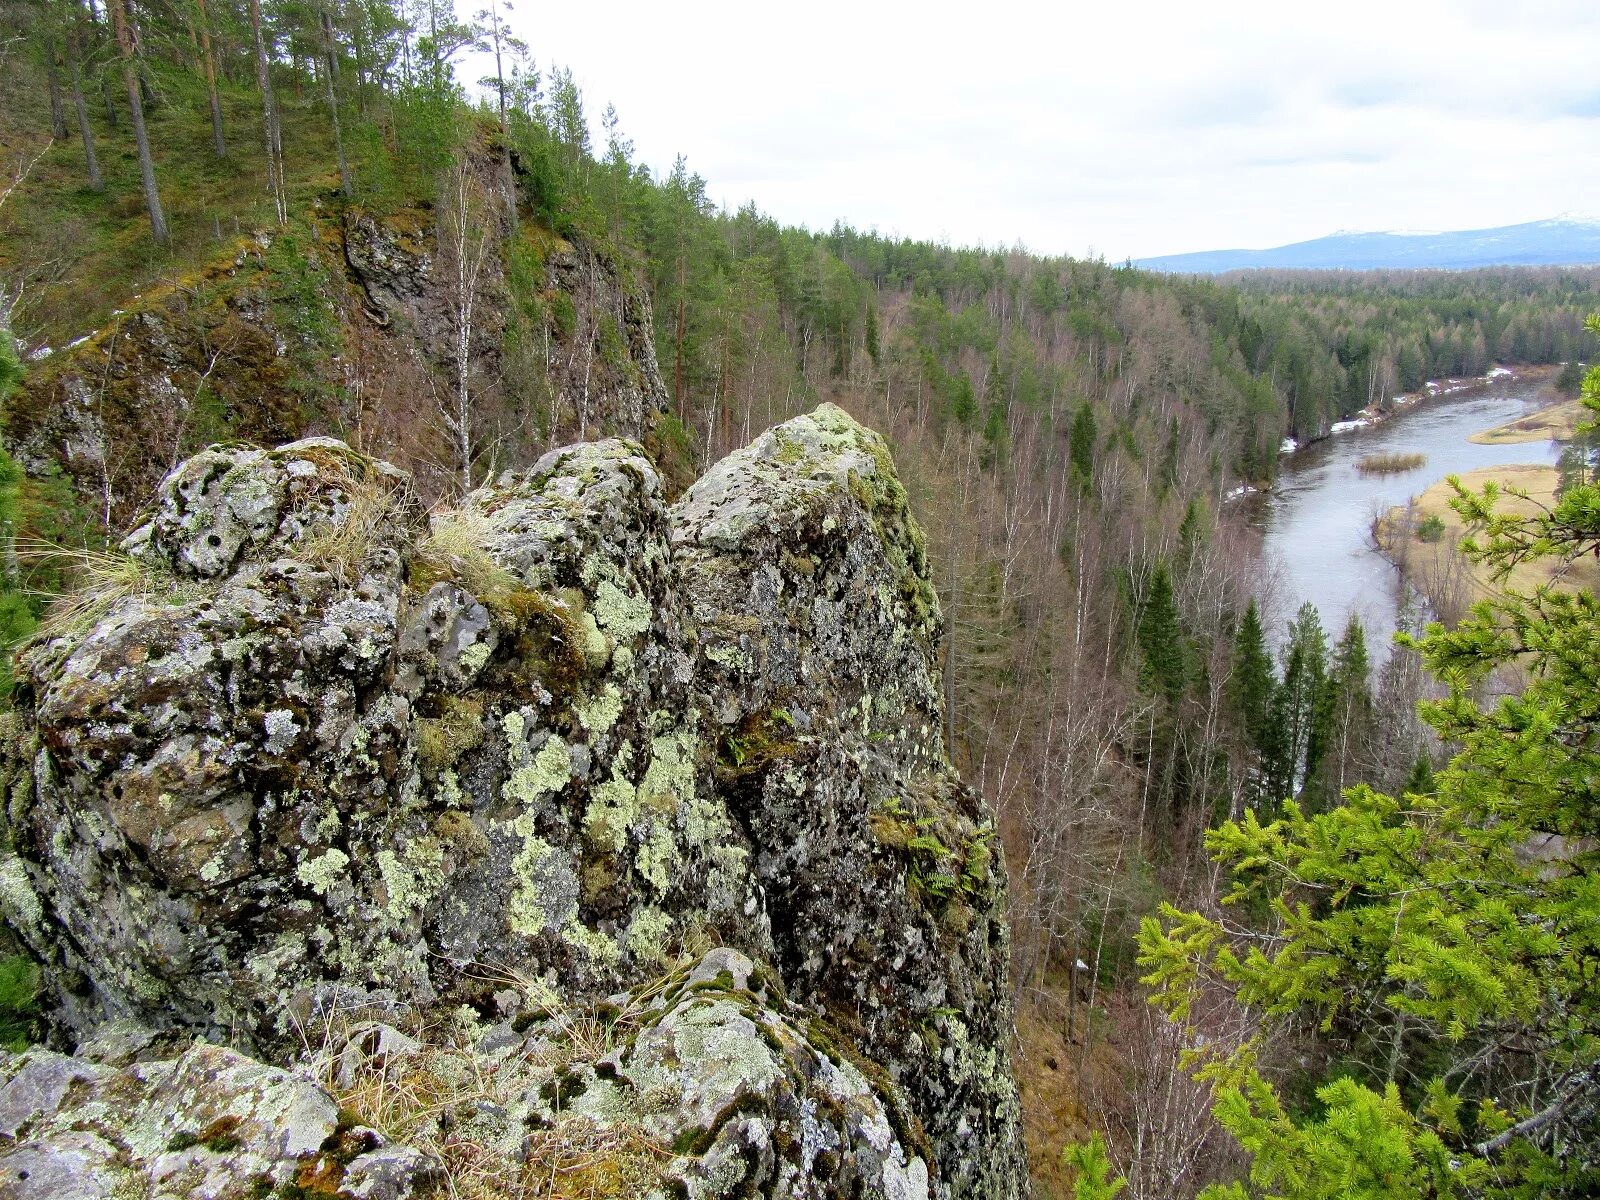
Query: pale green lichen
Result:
<box><xmin>575</xmin><ymin>684</ymin><xmax>624</xmax><ymax>736</ymax></box>
<box><xmin>584</xmin><ymin>771</ymin><xmax>639</xmax><ymax>855</ymax></box>
<box><xmin>435</xmin><ymin>768</ymin><xmax>468</xmax><ymax>809</ymax></box>
<box><xmin>0</xmin><ymin>855</ymin><xmax>43</xmax><ymax>927</ymax></box>
<box><xmin>592</xmin><ymin>579</ymin><xmax>650</xmax><ymax>640</ymax></box>
<box><xmin>704</xmin><ymin>642</ymin><xmax>749</xmax><ymax>671</ymax></box>
<box><xmin>508</xmin><ymin>825</ymin><xmax>554</xmax><ymax>936</ymax></box>
<box><xmin>503</xmin><ymin>713</ymin><xmax>572</xmax><ymax>805</ymax></box>
<box><xmin>561</xmin><ymin>917</ymin><xmax>621</xmax><ymax>969</ymax></box>
<box><xmin>199</xmin><ymin>851</ymin><xmax>227</xmax><ymax>884</ymax></box>
<box><xmin>639</xmin><ymin>731</ymin><xmax>697</xmax><ymax>813</ymax></box>
<box><xmin>296</xmin><ymin>847</ymin><xmax>349</xmax><ymax>896</ymax></box>
<box><xmin>456</xmin><ymin>639</ymin><xmax>493</xmax><ymax>675</ymax></box>
<box><xmin>684</xmin><ymin>785</ymin><xmax>733</xmax><ymax>850</ymax></box>
<box><xmin>568</xmin><ymin>1077</ymin><xmax>636</xmax><ymax>1126</ymax></box>
<box><xmin>635</xmin><ymin>822</ymin><xmax>676</xmax><ymax>896</ymax></box>
<box><xmin>578</xmin><ymin>611</ymin><xmax>610</xmax><ymax>667</ymax></box>
<box><xmin>624</xmin><ymin>906</ymin><xmax>673</xmax><ymax>964</ymax></box>
<box><xmin>249</xmin><ymin>931</ymin><xmax>308</xmax><ymax>984</ymax></box>
<box><xmin>377</xmin><ymin>838</ymin><xmax>444</xmax><ymax>918</ymax></box>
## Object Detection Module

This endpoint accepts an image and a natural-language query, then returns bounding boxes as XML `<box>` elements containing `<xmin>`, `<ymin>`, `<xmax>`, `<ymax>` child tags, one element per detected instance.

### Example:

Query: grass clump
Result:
<box><xmin>298</xmin><ymin>468</ymin><xmax>415</xmax><ymax>586</ymax></box>
<box><xmin>24</xmin><ymin>542</ymin><xmax>207</xmax><ymax>642</ymax></box>
<box><xmin>1356</xmin><ymin>451</ymin><xmax>1427</xmax><ymax>474</ymax></box>
<box><xmin>410</xmin><ymin>509</ymin><xmax>519</xmax><ymax>598</ymax></box>
<box><xmin>304</xmin><ymin>965</ymin><xmax>689</xmax><ymax>1199</ymax></box>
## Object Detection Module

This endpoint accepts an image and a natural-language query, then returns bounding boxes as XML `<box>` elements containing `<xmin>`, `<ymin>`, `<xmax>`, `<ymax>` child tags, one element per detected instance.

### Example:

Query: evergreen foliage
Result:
<box><xmin>1137</xmin><ymin>322</ymin><xmax>1600</xmax><ymax>1198</ymax></box>
<box><xmin>1137</xmin><ymin>565</ymin><xmax>1186</xmax><ymax>706</ymax></box>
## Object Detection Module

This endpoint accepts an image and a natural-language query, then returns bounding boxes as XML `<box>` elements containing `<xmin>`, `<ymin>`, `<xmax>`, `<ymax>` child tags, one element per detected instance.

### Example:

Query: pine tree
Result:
<box><xmin>110</xmin><ymin>0</ymin><xmax>168</xmax><ymax>243</ymax></box>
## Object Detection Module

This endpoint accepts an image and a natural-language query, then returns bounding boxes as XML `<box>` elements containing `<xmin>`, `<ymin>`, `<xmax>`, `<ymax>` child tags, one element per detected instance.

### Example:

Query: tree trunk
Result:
<box><xmin>111</xmin><ymin>0</ymin><xmax>167</xmax><ymax>243</ymax></box>
<box><xmin>67</xmin><ymin>30</ymin><xmax>103</xmax><ymax>192</ymax></box>
<box><xmin>248</xmin><ymin>0</ymin><xmax>286</xmax><ymax>225</ymax></box>
<box><xmin>489</xmin><ymin>10</ymin><xmax>505</xmax><ymax>125</ymax></box>
<box><xmin>46</xmin><ymin>37</ymin><xmax>69</xmax><ymax>139</ymax></box>
<box><xmin>195</xmin><ymin>0</ymin><xmax>226</xmax><ymax>156</ymax></box>
<box><xmin>100</xmin><ymin>69</ymin><xmax>118</xmax><ymax>129</ymax></box>
<box><xmin>319</xmin><ymin>5</ymin><xmax>351</xmax><ymax>197</ymax></box>
<box><xmin>673</xmin><ymin>256</ymin><xmax>687</xmax><ymax>419</ymax></box>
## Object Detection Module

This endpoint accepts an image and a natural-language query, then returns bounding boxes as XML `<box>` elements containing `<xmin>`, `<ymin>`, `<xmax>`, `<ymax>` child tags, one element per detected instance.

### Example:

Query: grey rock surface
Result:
<box><xmin>0</xmin><ymin>406</ymin><xmax>1025</xmax><ymax>1197</ymax></box>
<box><xmin>0</xmin><ymin>1040</ymin><xmax>439</xmax><ymax>1200</ymax></box>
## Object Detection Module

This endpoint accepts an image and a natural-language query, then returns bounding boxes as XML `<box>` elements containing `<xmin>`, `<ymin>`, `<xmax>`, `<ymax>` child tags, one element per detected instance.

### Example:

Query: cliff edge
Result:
<box><xmin>0</xmin><ymin>406</ymin><xmax>1025</xmax><ymax>1198</ymax></box>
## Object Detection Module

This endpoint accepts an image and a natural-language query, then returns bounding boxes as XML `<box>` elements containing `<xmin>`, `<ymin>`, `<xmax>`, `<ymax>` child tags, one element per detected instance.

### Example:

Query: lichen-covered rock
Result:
<box><xmin>0</xmin><ymin>1040</ymin><xmax>439</xmax><ymax>1200</ymax></box>
<box><xmin>672</xmin><ymin>405</ymin><xmax>1024</xmax><ymax>1198</ymax></box>
<box><xmin>0</xmin><ymin>950</ymin><xmax>928</xmax><ymax>1200</ymax></box>
<box><xmin>0</xmin><ymin>406</ymin><xmax>1026</xmax><ymax>1196</ymax></box>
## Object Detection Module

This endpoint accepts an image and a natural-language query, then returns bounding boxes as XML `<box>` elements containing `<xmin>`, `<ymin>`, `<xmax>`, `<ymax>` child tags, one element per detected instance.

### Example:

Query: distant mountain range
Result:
<box><xmin>1135</xmin><ymin>215</ymin><xmax>1600</xmax><ymax>273</ymax></box>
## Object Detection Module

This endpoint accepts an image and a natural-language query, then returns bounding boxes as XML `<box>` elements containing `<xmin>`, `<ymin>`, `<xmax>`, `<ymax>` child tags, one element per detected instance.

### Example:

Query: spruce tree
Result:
<box><xmin>1231</xmin><ymin>599</ymin><xmax>1275</xmax><ymax>804</ymax></box>
<box><xmin>1307</xmin><ymin>613</ymin><xmax>1373</xmax><ymax>807</ymax></box>
<box><xmin>1267</xmin><ymin>603</ymin><xmax>1328</xmax><ymax>803</ymax></box>
<box><xmin>1070</xmin><ymin>400</ymin><xmax>1096</xmax><ymax>489</ymax></box>
<box><xmin>1137</xmin><ymin>564</ymin><xmax>1186</xmax><ymax>706</ymax></box>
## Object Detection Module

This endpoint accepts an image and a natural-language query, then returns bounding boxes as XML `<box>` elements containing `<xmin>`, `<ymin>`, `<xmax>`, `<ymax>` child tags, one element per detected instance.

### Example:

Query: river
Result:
<box><xmin>1250</xmin><ymin>375</ymin><xmax>1562</xmax><ymax>656</ymax></box>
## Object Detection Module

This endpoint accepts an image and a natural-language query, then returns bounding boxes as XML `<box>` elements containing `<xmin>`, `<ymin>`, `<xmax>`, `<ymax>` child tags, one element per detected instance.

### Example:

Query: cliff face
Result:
<box><xmin>0</xmin><ymin>407</ymin><xmax>1026</xmax><ymax>1198</ymax></box>
<box><xmin>4</xmin><ymin>145</ymin><xmax>670</xmax><ymax>528</ymax></box>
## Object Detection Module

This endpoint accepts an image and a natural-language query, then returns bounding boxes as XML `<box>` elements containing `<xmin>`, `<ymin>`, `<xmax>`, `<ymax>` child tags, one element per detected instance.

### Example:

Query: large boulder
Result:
<box><xmin>0</xmin><ymin>407</ymin><xmax>1027</xmax><ymax>1197</ymax></box>
<box><xmin>672</xmin><ymin>406</ymin><xmax>1023</xmax><ymax>1197</ymax></box>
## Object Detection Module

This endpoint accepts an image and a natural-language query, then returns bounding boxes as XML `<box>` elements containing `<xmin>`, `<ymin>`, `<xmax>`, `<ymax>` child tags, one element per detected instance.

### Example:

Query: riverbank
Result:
<box><xmin>1376</xmin><ymin>463</ymin><xmax>1599</xmax><ymax>623</ymax></box>
<box><xmin>1468</xmin><ymin>395</ymin><xmax>1590</xmax><ymax>444</ymax></box>
<box><xmin>1291</xmin><ymin>364</ymin><xmax>1560</xmax><ymax>453</ymax></box>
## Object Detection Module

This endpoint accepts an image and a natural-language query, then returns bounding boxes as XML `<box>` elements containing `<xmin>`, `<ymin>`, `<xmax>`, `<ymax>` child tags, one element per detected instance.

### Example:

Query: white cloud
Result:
<box><xmin>491</xmin><ymin>0</ymin><xmax>1600</xmax><ymax>259</ymax></box>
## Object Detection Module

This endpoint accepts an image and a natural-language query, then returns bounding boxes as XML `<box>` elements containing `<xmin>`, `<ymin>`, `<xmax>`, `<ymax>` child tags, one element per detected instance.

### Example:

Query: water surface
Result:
<box><xmin>1251</xmin><ymin>377</ymin><xmax>1561</xmax><ymax>655</ymax></box>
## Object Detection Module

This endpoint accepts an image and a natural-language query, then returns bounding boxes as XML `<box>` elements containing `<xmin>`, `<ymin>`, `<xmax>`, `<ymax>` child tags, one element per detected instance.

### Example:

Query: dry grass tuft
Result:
<box><xmin>20</xmin><ymin>540</ymin><xmax>208</xmax><ymax>640</ymax></box>
<box><xmin>410</xmin><ymin>508</ymin><xmax>519</xmax><ymax>598</ymax></box>
<box><xmin>1356</xmin><ymin>451</ymin><xmax>1427</xmax><ymax>474</ymax></box>
<box><xmin>303</xmin><ymin>963</ymin><xmax>691</xmax><ymax>1200</ymax></box>
<box><xmin>298</xmin><ymin>469</ymin><xmax>414</xmax><ymax>585</ymax></box>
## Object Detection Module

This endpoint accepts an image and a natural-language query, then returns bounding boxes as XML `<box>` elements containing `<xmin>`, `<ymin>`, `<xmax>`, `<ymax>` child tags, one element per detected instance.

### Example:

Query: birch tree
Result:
<box><xmin>436</xmin><ymin>160</ymin><xmax>497</xmax><ymax>492</ymax></box>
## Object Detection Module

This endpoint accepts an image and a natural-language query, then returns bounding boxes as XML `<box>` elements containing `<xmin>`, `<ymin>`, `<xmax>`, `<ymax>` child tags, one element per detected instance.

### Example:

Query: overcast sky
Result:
<box><xmin>495</xmin><ymin>0</ymin><xmax>1600</xmax><ymax>260</ymax></box>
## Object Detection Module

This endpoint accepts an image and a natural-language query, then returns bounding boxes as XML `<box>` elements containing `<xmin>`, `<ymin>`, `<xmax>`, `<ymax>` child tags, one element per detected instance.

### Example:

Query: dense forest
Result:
<box><xmin>0</xmin><ymin>2</ymin><xmax>1596</xmax><ymax>1197</ymax></box>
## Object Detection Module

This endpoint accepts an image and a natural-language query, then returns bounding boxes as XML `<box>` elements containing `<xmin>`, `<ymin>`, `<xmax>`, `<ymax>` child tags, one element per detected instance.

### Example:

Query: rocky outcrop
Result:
<box><xmin>0</xmin><ymin>949</ymin><xmax>930</xmax><ymax>1200</ymax></box>
<box><xmin>7</xmin><ymin>145</ymin><xmax>668</xmax><ymax>528</ymax></box>
<box><xmin>0</xmin><ymin>406</ymin><xmax>1024</xmax><ymax>1197</ymax></box>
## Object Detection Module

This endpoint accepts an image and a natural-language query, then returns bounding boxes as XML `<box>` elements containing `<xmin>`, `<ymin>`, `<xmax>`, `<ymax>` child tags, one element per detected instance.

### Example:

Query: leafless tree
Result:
<box><xmin>436</xmin><ymin>160</ymin><xmax>499</xmax><ymax>493</ymax></box>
